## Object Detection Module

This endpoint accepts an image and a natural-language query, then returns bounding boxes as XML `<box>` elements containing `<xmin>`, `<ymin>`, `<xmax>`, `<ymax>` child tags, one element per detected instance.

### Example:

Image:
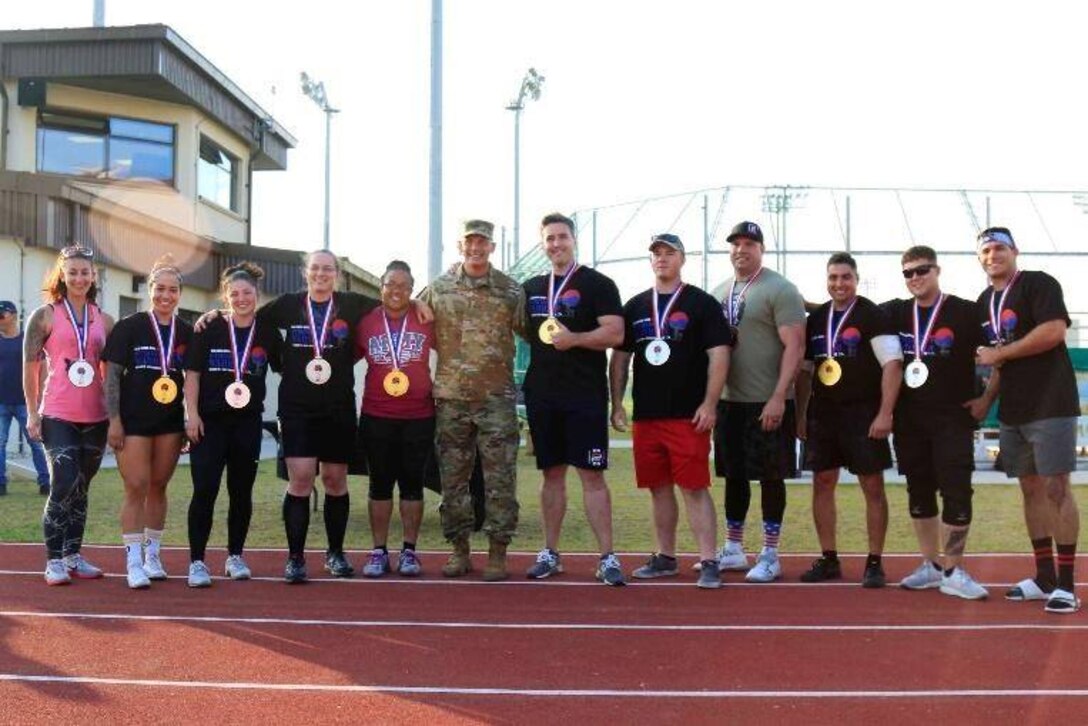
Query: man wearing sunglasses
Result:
<box><xmin>971</xmin><ymin>227</ymin><xmax>1080</xmax><ymax>614</ymax></box>
<box><xmin>882</xmin><ymin>247</ymin><xmax>989</xmax><ymax>599</ymax></box>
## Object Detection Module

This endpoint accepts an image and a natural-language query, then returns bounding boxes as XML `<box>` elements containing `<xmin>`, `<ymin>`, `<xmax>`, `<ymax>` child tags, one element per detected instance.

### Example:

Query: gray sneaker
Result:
<box><xmin>64</xmin><ymin>553</ymin><xmax>103</xmax><ymax>579</ymax></box>
<box><xmin>632</xmin><ymin>553</ymin><xmax>679</xmax><ymax>579</ymax></box>
<box><xmin>900</xmin><ymin>560</ymin><xmax>943</xmax><ymax>590</ymax></box>
<box><xmin>224</xmin><ymin>555</ymin><xmax>252</xmax><ymax>581</ymax></box>
<box><xmin>397</xmin><ymin>549</ymin><xmax>422</xmax><ymax>577</ymax></box>
<box><xmin>697</xmin><ymin>559</ymin><xmax>722</xmax><ymax>589</ymax></box>
<box><xmin>187</xmin><ymin>560</ymin><xmax>212</xmax><ymax>588</ymax></box>
<box><xmin>44</xmin><ymin>559</ymin><xmax>71</xmax><ymax>586</ymax></box>
<box><xmin>595</xmin><ymin>553</ymin><xmax>626</xmax><ymax>586</ymax></box>
<box><xmin>526</xmin><ymin>548</ymin><xmax>563</xmax><ymax>579</ymax></box>
<box><xmin>362</xmin><ymin>549</ymin><xmax>391</xmax><ymax>578</ymax></box>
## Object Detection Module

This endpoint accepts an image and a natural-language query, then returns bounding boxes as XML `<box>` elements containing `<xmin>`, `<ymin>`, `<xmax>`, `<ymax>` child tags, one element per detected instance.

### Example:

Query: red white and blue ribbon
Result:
<box><xmin>147</xmin><ymin>311</ymin><xmax>176</xmax><ymax>376</ymax></box>
<box><xmin>306</xmin><ymin>295</ymin><xmax>332</xmax><ymax>358</ymax></box>
<box><xmin>228</xmin><ymin>316</ymin><xmax>255</xmax><ymax>383</ymax></box>
<box><xmin>824</xmin><ymin>297</ymin><xmax>858</xmax><ymax>359</ymax></box>
<box><xmin>548</xmin><ymin>263</ymin><xmax>580</xmax><ymax>317</ymax></box>
<box><xmin>382</xmin><ymin>311</ymin><xmax>409</xmax><ymax>371</ymax></box>
<box><xmin>62</xmin><ymin>298</ymin><xmax>89</xmax><ymax>361</ymax></box>
<box><xmin>651</xmin><ymin>284</ymin><xmax>685</xmax><ymax>339</ymax></box>
<box><xmin>912</xmin><ymin>293</ymin><xmax>947</xmax><ymax>360</ymax></box>
<box><xmin>988</xmin><ymin>270</ymin><xmax>1021</xmax><ymax>344</ymax></box>
<box><xmin>725</xmin><ymin>267</ymin><xmax>763</xmax><ymax>325</ymax></box>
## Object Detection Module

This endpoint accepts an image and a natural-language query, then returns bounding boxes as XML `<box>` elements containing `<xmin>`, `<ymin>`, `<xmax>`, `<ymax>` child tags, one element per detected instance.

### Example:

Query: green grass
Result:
<box><xmin>2</xmin><ymin>449</ymin><xmax>1071</xmax><ymax>555</ymax></box>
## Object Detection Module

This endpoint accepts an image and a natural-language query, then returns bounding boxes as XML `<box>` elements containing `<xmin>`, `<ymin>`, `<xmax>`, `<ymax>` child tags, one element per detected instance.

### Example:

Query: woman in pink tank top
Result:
<box><xmin>23</xmin><ymin>246</ymin><xmax>115</xmax><ymax>587</ymax></box>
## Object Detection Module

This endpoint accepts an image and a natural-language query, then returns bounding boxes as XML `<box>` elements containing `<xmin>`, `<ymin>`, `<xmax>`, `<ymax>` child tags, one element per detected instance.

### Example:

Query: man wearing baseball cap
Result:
<box><xmin>0</xmin><ymin>301</ymin><xmax>50</xmax><ymax>495</ymax></box>
<box><xmin>708</xmin><ymin>222</ymin><xmax>806</xmax><ymax>582</ymax></box>
<box><xmin>971</xmin><ymin>227</ymin><xmax>1081</xmax><ymax>613</ymax></box>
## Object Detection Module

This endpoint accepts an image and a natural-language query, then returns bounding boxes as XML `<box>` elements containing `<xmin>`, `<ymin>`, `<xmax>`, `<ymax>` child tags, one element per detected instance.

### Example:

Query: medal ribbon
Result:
<box><xmin>228</xmin><ymin>317</ymin><xmax>256</xmax><ymax>383</ymax></box>
<box><xmin>824</xmin><ymin>297</ymin><xmax>858</xmax><ymax>359</ymax></box>
<box><xmin>62</xmin><ymin>298</ymin><xmax>89</xmax><ymax>361</ymax></box>
<box><xmin>726</xmin><ymin>267</ymin><xmax>763</xmax><ymax>325</ymax></box>
<box><xmin>548</xmin><ymin>263</ymin><xmax>580</xmax><ymax>317</ymax></box>
<box><xmin>147</xmin><ymin>311</ymin><xmax>176</xmax><ymax>377</ymax></box>
<box><xmin>988</xmin><ymin>270</ymin><xmax>1021</xmax><ymax>343</ymax></box>
<box><xmin>911</xmin><ymin>294</ymin><xmax>947</xmax><ymax>361</ymax></box>
<box><xmin>651</xmin><ymin>284</ymin><xmax>686</xmax><ymax>339</ymax></box>
<box><xmin>306</xmin><ymin>295</ymin><xmax>333</xmax><ymax>359</ymax></box>
<box><xmin>382</xmin><ymin>311</ymin><xmax>409</xmax><ymax>372</ymax></box>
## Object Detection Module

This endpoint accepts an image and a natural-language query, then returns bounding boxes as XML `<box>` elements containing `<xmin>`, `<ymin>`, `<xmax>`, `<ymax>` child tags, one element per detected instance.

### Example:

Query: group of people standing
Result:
<box><xmin>16</xmin><ymin>215</ymin><xmax>1081</xmax><ymax>614</ymax></box>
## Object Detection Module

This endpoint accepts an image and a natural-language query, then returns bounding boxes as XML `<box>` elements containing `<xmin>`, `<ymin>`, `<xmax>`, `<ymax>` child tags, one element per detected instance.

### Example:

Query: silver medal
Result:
<box><xmin>68</xmin><ymin>360</ymin><xmax>95</xmax><ymax>388</ymax></box>
<box><xmin>305</xmin><ymin>357</ymin><xmax>332</xmax><ymax>385</ymax></box>
<box><xmin>644</xmin><ymin>338</ymin><xmax>671</xmax><ymax>366</ymax></box>
<box><xmin>904</xmin><ymin>360</ymin><xmax>929</xmax><ymax>389</ymax></box>
<box><xmin>225</xmin><ymin>382</ymin><xmax>252</xmax><ymax>408</ymax></box>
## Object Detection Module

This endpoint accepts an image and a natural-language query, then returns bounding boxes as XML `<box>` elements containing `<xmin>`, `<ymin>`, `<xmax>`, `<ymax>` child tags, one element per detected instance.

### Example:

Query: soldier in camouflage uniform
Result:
<box><xmin>419</xmin><ymin>219</ymin><xmax>526</xmax><ymax>581</ymax></box>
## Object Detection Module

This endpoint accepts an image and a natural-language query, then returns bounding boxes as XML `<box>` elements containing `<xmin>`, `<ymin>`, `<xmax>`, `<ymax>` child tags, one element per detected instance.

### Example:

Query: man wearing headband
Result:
<box><xmin>971</xmin><ymin>227</ymin><xmax>1081</xmax><ymax>614</ymax></box>
<box><xmin>795</xmin><ymin>252</ymin><xmax>903</xmax><ymax>588</ymax></box>
<box><xmin>883</xmin><ymin>246</ymin><xmax>989</xmax><ymax>599</ymax></box>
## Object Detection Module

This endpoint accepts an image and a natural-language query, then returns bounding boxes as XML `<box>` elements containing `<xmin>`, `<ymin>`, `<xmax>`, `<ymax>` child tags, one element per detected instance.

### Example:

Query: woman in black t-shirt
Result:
<box><xmin>103</xmin><ymin>256</ymin><xmax>192</xmax><ymax>590</ymax></box>
<box><xmin>183</xmin><ymin>263</ymin><xmax>280</xmax><ymax>587</ymax></box>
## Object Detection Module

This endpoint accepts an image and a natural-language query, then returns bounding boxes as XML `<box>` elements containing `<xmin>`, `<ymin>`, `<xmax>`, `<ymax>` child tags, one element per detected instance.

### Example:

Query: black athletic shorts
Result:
<box><xmin>361</xmin><ymin>414</ymin><xmax>435</xmax><ymax>501</ymax></box>
<box><xmin>280</xmin><ymin>411</ymin><xmax>356</xmax><ymax>464</ymax></box>
<box><xmin>713</xmin><ymin>400</ymin><xmax>798</xmax><ymax>481</ymax></box>
<box><xmin>803</xmin><ymin>398</ymin><xmax>891</xmax><ymax>476</ymax></box>
<box><xmin>893</xmin><ymin>406</ymin><xmax>975</xmax><ymax>482</ymax></box>
<box><xmin>525</xmin><ymin>396</ymin><xmax>609</xmax><ymax>471</ymax></box>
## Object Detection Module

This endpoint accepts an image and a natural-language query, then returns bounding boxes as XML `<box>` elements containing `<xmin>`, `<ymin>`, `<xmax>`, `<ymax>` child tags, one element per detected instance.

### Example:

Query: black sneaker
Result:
<box><xmin>800</xmin><ymin>556</ymin><xmax>842</xmax><ymax>583</ymax></box>
<box><xmin>324</xmin><ymin>550</ymin><xmax>355</xmax><ymax>578</ymax></box>
<box><xmin>862</xmin><ymin>561</ymin><xmax>886</xmax><ymax>589</ymax></box>
<box><xmin>284</xmin><ymin>555</ymin><xmax>308</xmax><ymax>584</ymax></box>
<box><xmin>632</xmin><ymin>553</ymin><xmax>679</xmax><ymax>579</ymax></box>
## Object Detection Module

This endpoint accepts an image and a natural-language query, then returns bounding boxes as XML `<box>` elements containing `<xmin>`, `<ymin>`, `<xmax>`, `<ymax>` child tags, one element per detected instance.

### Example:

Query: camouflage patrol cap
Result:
<box><xmin>461</xmin><ymin>219</ymin><xmax>495</xmax><ymax>240</ymax></box>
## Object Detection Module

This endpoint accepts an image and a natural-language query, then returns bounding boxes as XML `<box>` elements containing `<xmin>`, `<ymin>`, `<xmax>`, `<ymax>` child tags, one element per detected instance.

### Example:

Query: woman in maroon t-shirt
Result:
<box><xmin>354</xmin><ymin>261</ymin><xmax>435</xmax><ymax>578</ymax></box>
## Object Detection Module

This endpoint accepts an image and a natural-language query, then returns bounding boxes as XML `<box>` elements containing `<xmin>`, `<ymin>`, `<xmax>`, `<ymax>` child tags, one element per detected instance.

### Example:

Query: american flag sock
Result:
<box><xmin>762</xmin><ymin>521</ymin><xmax>782</xmax><ymax>551</ymax></box>
<box><xmin>726</xmin><ymin>519</ymin><xmax>745</xmax><ymax>547</ymax></box>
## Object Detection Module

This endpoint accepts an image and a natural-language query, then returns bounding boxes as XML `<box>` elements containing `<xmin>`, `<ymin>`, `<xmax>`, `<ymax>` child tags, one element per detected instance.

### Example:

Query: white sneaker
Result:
<box><xmin>940</xmin><ymin>567</ymin><xmax>989</xmax><ymax>600</ymax></box>
<box><xmin>187</xmin><ymin>561</ymin><xmax>212</xmax><ymax>588</ymax></box>
<box><xmin>224</xmin><ymin>555</ymin><xmax>252</xmax><ymax>581</ymax></box>
<box><xmin>127</xmin><ymin>562</ymin><xmax>151</xmax><ymax>589</ymax></box>
<box><xmin>718</xmin><ymin>541</ymin><xmax>750</xmax><ymax>572</ymax></box>
<box><xmin>143</xmin><ymin>552</ymin><xmax>167</xmax><ymax>581</ymax></box>
<box><xmin>64</xmin><ymin>553</ymin><xmax>103</xmax><ymax>579</ymax></box>
<box><xmin>44</xmin><ymin>559</ymin><xmax>72</xmax><ymax>586</ymax></box>
<box><xmin>745</xmin><ymin>549</ymin><xmax>782</xmax><ymax>583</ymax></box>
<box><xmin>900</xmin><ymin>560</ymin><xmax>943</xmax><ymax>590</ymax></box>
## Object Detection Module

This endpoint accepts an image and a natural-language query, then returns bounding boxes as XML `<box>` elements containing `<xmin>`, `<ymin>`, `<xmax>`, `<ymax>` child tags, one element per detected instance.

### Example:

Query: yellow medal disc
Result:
<box><xmin>383</xmin><ymin>370</ymin><xmax>410</xmax><ymax>397</ymax></box>
<box><xmin>539</xmin><ymin>316</ymin><xmax>561</xmax><ymax>345</ymax></box>
<box><xmin>817</xmin><ymin>358</ymin><xmax>842</xmax><ymax>387</ymax></box>
<box><xmin>152</xmin><ymin>376</ymin><xmax>178</xmax><ymax>404</ymax></box>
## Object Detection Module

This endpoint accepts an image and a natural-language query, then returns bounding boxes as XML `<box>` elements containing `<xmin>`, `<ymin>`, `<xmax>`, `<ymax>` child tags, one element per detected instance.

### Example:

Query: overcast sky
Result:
<box><xmin>5</xmin><ymin>1</ymin><xmax>1088</xmax><ymax>306</ymax></box>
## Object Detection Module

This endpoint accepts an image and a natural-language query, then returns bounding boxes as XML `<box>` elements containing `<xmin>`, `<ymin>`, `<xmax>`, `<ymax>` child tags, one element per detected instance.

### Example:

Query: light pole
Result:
<box><xmin>300</xmin><ymin>72</ymin><xmax>339</xmax><ymax>251</ymax></box>
<box><xmin>506</xmin><ymin>68</ymin><xmax>544</xmax><ymax>262</ymax></box>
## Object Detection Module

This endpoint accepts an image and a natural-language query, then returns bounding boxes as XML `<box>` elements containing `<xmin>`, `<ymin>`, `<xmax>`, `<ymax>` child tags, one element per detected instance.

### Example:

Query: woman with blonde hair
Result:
<box><xmin>103</xmin><ymin>255</ymin><xmax>192</xmax><ymax>589</ymax></box>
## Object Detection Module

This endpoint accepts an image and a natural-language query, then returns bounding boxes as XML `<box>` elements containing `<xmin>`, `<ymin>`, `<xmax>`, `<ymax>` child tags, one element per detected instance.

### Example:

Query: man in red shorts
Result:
<box><xmin>610</xmin><ymin>233</ymin><xmax>732</xmax><ymax>588</ymax></box>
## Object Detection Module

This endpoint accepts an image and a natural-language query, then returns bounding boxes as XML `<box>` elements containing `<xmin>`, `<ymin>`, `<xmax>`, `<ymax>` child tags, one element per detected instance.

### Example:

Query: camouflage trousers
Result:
<box><xmin>436</xmin><ymin>396</ymin><xmax>520</xmax><ymax>544</ymax></box>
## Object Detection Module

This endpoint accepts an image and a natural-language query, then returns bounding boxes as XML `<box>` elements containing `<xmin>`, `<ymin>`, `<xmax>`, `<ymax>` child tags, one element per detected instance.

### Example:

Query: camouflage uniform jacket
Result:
<box><xmin>420</xmin><ymin>264</ymin><xmax>526</xmax><ymax>401</ymax></box>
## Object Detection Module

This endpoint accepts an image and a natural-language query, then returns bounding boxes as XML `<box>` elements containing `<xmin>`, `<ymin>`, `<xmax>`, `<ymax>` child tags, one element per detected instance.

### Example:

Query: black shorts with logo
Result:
<box><xmin>525</xmin><ymin>396</ymin><xmax>609</xmax><ymax>471</ymax></box>
<box><xmin>713</xmin><ymin>400</ymin><xmax>798</xmax><ymax>481</ymax></box>
<box><xmin>803</xmin><ymin>398</ymin><xmax>892</xmax><ymax>476</ymax></box>
<box><xmin>280</xmin><ymin>411</ymin><xmax>356</xmax><ymax>464</ymax></box>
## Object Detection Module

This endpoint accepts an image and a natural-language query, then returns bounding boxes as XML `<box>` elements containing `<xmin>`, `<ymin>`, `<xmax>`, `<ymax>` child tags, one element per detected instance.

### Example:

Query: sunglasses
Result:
<box><xmin>60</xmin><ymin>245</ymin><xmax>94</xmax><ymax>260</ymax></box>
<box><xmin>901</xmin><ymin>264</ymin><xmax>935</xmax><ymax>279</ymax></box>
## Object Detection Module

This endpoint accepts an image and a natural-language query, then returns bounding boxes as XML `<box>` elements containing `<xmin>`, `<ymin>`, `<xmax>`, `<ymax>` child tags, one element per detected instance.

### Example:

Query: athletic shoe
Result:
<box><xmin>526</xmin><ymin>548</ymin><xmax>563</xmax><ymax>579</ymax></box>
<box><xmin>939</xmin><ymin>567</ymin><xmax>989</xmax><ymax>600</ymax></box>
<box><xmin>595</xmin><ymin>554</ymin><xmax>626</xmax><ymax>586</ymax></box>
<box><xmin>632</xmin><ymin>553</ymin><xmax>679</xmax><ymax>579</ymax></box>
<box><xmin>397</xmin><ymin>549</ymin><xmax>422</xmax><ymax>577</ymax></box>
<box><xmin>800</xmin><ymin>556</ymin><xmax>842</xmax><ymax>583</ymax></box>
<box><xmin>143</xmin><ymin>552</ymin><xmax>168</xmax><ymax>581</ymax></box>
<box><xmin>284</xmin><ymin>555</ymin><xmax>308</xmax><ymax>584</ymax></box>
<box><xmin>127</xmin><ymin>562</ymin><xmax>151</xmax><ymax>590</ymax></box>
<box><xmin>224</xmin><ymin>555</ymin><xmax>252</xmax><ymax>581</ymax></box>
<box><xmin>1005</xmin><ymin>577</ymin><xmax>1052</xmax><ymax>602</ymax></box>
<box><xmin>745</xmin><ymin>549</ymin><xmax>782</xmax><ymax>583</ymax></box>
<box><xmin>44</xmin><ymin>559</ymin><xmax>71</xmax><ymax>586</ymax></box>
<box><xmin>900</xmin><ymin>560</ymin><xmax>943</xmax><ymax>590</ymax></box>
<box><xmin>1044</xmin><ymin>588</ymin><xmax>1082</xmax><ymax>614</ymax></box>
<box><xmin>362</xmin><ymin>549</ymin><xmax>391</xmax><ymax>578</ymax></box>
<box><xmin>324</xmin><ymin>551</ymin><xmax>355</xmax><ymax>578</ymax></box>
<box><xmin>696</xmin><ymin>559</ymin><xmax>722</xmax><ymax>589</ymax></box>
<box><xmin>187</xmin><ymin>560</ymin><xmax>212</xmax><ymax>588</ymax></box>
<box><xmin>862</xmin><ymin>561</ymin><xmax>886</xmax><ymax>589</ymax></box>
<box><xmin>718</xmin><ymin>541</ymin><xmax>750</xmax><ymax>572</ymax></box>
<box><xmin>64</xmin><ymin>553</ymin><xmax>103</xmax><ymax>579</ymax></box>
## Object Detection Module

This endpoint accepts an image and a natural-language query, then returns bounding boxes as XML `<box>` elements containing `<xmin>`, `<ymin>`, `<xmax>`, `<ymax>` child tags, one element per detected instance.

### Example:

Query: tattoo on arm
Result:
<box><xmin>945</xmin><ymin>527</ymin><xmax>969</xmax><ymax>558</ymax></box>
<box><xmin>23</xmin><ymin>307</ymin><xmax>50</xmax><ymax>363</ymax></box>
<box><xmin>105</xmin><ymin>362</ymin><xmax>124</xmax><ymax>418</ymax></box>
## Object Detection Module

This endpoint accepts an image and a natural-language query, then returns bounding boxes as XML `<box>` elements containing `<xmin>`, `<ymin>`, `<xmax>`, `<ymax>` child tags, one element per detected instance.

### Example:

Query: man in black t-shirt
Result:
<box><xmin>884</xmin><ymin>246</ymin><xmax>989</xmax><ymax>600</ymax></box>
<box><xmin>796</xmin><ymin>252</ymin><xmax>903</xmax><ymax>588</ymax></box>
<box><xmin>609</xmin><ymin>233</ymin><xmax>732</xmax><ymax>589</ymax></box>
<box><xmin>971</xmin><ymin>227</ymin><xmax>1081</xmax><ymax>614</ymax></box>
<box><xmin>522</xmin><ymin>213</ymin><xmax>626</xmax><ymax>586</ymax></box>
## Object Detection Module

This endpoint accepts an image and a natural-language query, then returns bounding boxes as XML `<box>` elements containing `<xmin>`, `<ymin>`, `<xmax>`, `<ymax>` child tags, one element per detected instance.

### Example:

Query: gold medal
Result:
<box><xmin>383</xmin><ymin>370</ymin><xmax>410</xmax><ymax>397</ymax></box>
<box><xmin>539</xmin><ymin>316</ymin><xmax>561</xmax><ymax>345</ymax></box>
<box><xmin>817</xmin><ymin>358</ymin><xmax>842</xmax><ymax>386</ymax></box>
<box><xmin>152</xmin><ymin>376</ymin><xmax>178</xmax><ymax>404</ymax></box>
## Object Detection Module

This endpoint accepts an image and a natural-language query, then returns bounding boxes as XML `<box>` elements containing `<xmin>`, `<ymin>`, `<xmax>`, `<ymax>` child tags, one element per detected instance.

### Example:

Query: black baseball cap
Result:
<box><xmin>727</xmin><ymin>221</ymin><xmax>764</xmax><ymax>245</ymax></box>
<box><xmin>649</xmin><ymin>233</ymin><xmax>685</xmax><ymax>253</ymax></box>
<box><xmin>0</xmin><ymin>301</ymin><xmax>16</xmax><ymax>315</ymax></box>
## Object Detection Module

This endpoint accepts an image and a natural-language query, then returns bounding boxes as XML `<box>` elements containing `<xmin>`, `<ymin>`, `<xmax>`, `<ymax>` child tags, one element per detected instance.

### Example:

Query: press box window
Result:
<box><xmin>198</xmin><ymin>137</ymin><xmax>237</xmax><ymax>211</ymax></box>
<box><xmin>36</xmin><ymin>112</ymin><xmax>175</xmax><ymax>184</ymax></box>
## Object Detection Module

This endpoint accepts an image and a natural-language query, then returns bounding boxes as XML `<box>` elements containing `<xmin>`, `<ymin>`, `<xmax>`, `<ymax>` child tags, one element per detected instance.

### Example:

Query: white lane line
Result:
<box><xmin>1</xmin><ymin>674</ymin><xmax>1086</xmax><ymax>698</ymax></box>
<box><xmin>2</xmin><ymin>610</ymin><xmax>1086</xmax><ymax>632</ymax></box>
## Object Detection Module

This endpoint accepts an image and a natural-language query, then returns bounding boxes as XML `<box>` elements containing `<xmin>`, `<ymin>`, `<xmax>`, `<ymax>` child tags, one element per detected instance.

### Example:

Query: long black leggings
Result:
<box><xmin>725</xmin><ymin>477</ymin><xmax>787</xmax><ymax>524</ymax></box>
<box><xmin>187</xmin><ymin>413</ymin><xmax>262</xmax><ymax>561</ymax></box>
<box><xmin>41</xmin><ymin>417</ymin><xmax>108</xmax><ymax>560</ymax></box>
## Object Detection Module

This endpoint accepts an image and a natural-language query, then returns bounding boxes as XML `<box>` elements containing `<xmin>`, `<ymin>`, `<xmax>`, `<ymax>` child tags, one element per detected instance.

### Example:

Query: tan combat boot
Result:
<box><xmin>442</xmin><ymin>536</ymin><xmax>472</xmax><ymax>578</ymax></box>
<box><xmin>482</xmin><ymin>539</ymin><xmax>509</xmax><ymax>582</ymax></box>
